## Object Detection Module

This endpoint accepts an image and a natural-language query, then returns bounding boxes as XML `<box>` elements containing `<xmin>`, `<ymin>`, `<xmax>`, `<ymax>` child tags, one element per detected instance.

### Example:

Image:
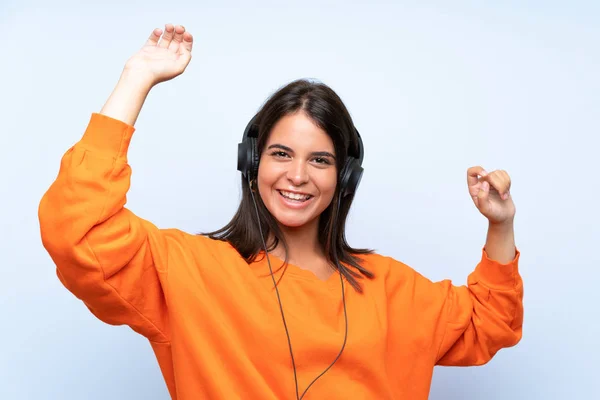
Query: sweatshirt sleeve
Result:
<box><xmin>38</xmin><ymin>113</ymin><xmax>172</xmax><ymax>343</ymax></box>
<box><xmin>386</xmin><ymin>249</ymin><xmax>523</xmax><ymax>367</ymax></box>
<box><xmin>433</xmin><ymin>249</ymin><xmax>523</xmax><ymax>366</ymax></box>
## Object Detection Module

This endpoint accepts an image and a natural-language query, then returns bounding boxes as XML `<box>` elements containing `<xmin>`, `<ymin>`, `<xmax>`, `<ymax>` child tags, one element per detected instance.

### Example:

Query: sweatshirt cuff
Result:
<box><xmin>471</xmin><ymin>248</ymin><xmax>521</xmax><ymax>289</ymax></box>
<box><xmin>80</xmin><ymin>113</ymin><xmax>136</xmax><ymax>159</ymax></box>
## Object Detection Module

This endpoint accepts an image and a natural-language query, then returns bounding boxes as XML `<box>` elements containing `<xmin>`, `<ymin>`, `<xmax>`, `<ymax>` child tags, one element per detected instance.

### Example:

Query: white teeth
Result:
<box><xmin>279</xmin><ymin>191</ymin><xmax>311</xmax><ymax>201</ymax></box>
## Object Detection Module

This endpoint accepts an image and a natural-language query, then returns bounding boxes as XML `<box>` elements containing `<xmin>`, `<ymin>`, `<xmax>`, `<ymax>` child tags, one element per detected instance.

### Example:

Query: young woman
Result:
<box><xmin>39</xmin><ymin>24</ymin><xmax>523</xmax><ymax>400</ymax></box>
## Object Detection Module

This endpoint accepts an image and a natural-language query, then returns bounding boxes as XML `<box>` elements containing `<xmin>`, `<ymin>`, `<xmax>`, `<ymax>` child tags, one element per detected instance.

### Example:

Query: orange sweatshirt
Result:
<box><xmin>39</xmin><ymin>113</ymin><xmax>523</xmax><ymax>400</ymax></box>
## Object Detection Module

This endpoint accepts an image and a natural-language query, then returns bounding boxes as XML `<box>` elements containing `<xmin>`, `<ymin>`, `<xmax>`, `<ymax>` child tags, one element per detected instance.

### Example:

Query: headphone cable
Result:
<box><xmin>248</xmin><ymin>177</ymin><xmax>348</xmax><ymax>400</ymax></box>
<box><xmin>299</xmin><ymin>189</ymin><xmax>348</xmax><ymax>400</ymax></box>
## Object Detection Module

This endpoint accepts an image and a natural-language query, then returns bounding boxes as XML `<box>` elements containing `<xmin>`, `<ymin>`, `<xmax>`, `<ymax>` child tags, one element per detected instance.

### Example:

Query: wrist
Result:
<box><xmin>485</xmin><ymin>218</ymin><xmax>516</xmax><ymax>264</ymax></box>
<box><xmin>119</xmin><ymin>68</ymin><xmax>155</xmax><ymax>93</ymax></box>
<box><xmin>488</xmin><ymin>219</ymin><xmax>514</xmax><ymax>232</ymax></box>
<box><xmin>99</xmin><ymin>70</ymin><xmax>153</xmax><ymax>127</ymax></box>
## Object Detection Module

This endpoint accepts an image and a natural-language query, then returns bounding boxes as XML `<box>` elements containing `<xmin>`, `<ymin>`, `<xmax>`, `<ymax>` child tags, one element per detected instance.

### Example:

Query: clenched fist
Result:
<box><xmin>467</xmin><ymin>166</ymin><xmax>516</xmax><ymax>225</ymax></box>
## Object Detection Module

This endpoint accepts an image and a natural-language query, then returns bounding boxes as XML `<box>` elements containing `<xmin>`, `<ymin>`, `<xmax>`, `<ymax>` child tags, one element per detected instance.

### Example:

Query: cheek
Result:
<box><xmin>316</xmin><ymin>170</ymin><xmax>338</xmax><ymax>199</ymax></box>
<box><xmin>256</xmin><ymin>160</ymin><xmax>282</xmax><ymax>204</ymax></box>
<box><xmin>257</xmin><ymin>159</ymin><xmax>277</xmax><ymax>186</ymax></box>
<box><xmin>256</xmin><ymin>172</ymin><xmax>270</xmax><ymax>202</ymax></box>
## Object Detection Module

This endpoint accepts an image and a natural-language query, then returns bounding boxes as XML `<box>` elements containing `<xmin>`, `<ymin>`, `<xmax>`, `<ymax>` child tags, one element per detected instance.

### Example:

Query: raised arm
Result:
<box><xmin>436</xmin><ymin>166</ymin><xmax>522</xmax><ymax>365</ymax></box>
<box><xmin>38</xmin><ymin>24</ymin><xmax>194</xmax><ymax>342</ymax></box>
<box><xmin>384</xmin><ymin>166</ymin><xmax>522</xmax><ymax>369</ymax></box>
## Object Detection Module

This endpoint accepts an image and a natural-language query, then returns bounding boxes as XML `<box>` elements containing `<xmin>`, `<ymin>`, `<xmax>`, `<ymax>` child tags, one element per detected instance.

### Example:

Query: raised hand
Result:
<box><xmin>100</xmin><ymin>24</ymin><xmax>194</xmax><ymax>126</ymax></box>
<box><xmin>467</xmin><ymin>166</ymin><xmax>516</xmax><ymax>225</ymax></box>
<box><xmin>124</xmin><ymin>24</ymin><xmax>194</xmax><ymax>87</ymax></box>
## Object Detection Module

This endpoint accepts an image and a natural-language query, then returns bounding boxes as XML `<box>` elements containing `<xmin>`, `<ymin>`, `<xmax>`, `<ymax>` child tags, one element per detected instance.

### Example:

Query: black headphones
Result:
<box><xmin>237</xmin><ymin>114</ymin><xmax>364</xmax><ymax>197</ymax></box>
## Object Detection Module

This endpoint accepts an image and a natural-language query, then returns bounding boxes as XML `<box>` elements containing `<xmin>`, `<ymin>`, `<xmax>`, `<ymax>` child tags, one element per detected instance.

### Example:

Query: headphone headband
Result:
<box><xmin>241</xmin><ymin>114</ymin><xmax>259</xmax><ymax>142</ymax></box>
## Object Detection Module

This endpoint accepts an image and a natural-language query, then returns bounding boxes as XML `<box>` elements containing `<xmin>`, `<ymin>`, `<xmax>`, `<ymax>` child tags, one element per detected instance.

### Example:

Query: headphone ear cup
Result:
<box><xmin>237</xmin><ymin>141</ymin><xmax>250</xmax><ymax>178</ymax></box>
<box><xmin>339</xmin><ymin>158</ymin><xmax>364</xmax><ymax>197</ymax></box>
<box><xmin>237</xmin><ymin>137</ymin><xmax>260</xmax><ymax>180</ymax></box>
<box><xmin>249</xmin><ymin>137</ymin><xmax>259</xmax><ymax>180</ymax></box>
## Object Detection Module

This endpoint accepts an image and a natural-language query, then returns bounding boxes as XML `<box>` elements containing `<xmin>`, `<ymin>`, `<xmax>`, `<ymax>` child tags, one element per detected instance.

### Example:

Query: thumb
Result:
<box><xmin>477</xmin><ymin>180</ymin><xmax>491</xmax><ymax>214</ymax></box>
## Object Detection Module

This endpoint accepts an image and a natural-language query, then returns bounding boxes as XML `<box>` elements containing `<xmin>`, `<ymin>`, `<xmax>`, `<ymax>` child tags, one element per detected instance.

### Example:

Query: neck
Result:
<box><xmin>271</xmin><ymin>219</ymin><xmax>324</xmax><ymax>263</ymax></box>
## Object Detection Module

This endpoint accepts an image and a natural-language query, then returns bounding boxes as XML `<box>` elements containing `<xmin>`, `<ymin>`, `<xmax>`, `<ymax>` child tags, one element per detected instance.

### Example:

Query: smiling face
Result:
<box><xmin>257</xmin><ymin>111</ymin><xmax>338</xmax><ymax>230</ymax></box>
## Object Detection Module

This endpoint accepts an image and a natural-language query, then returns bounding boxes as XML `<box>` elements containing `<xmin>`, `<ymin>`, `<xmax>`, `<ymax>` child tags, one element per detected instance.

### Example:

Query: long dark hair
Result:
<box><xmin>206</xmin><ymin>79</ymin><xmax>374</xmax><ymax>291</ymax></box>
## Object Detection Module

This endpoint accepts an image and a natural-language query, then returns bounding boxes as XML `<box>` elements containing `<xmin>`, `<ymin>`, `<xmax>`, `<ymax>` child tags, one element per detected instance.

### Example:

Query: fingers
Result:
<box><xmin>482</xmin><ymin>170</ymin><xmax>511</xmax><ymax>200</ymax></box>
<box><xmin>168</xmin><ymin>25</ymin><xmax>186</xmax><ymax>52</ymax></box>
<box><xmin>181</xmin><ymin>31</ymin><xmax>194</xmax><ymax>53</ymax></box>
<box><xmin>473</xmin><ymin>181</ymin><xmax>490</xmax><ymax>215</ymax></box>
<box><xmin>467</xmin><ymin>166</ymin><xmax>487</xmax><ymax>187</ymax></box>
<box><xmin>144</xmin><ymin>28</ymin><xmax>163</xmax><ymax>46</ymax></box>
<box><xmin>155</xmin><ymin>24</ymin><xmax>192</xmax><ymax>55</ymax></box>
<box><xmin>467</xmin><ymin>166</ymin><xmax>512</xmax><ymax>200</ymax></box>
<box><xmin>477</xmin><ymin>180</ymin><xmax>490</xmax><ymax>209</ymax></box>
<box><xmin>176</xmin><ymin>33</ymin><xmax>193</xmax><ymax>69</ymax></box>
<box><xmin>158</xmin><ymin>24</ymin><xmax>175</xmax><ymax>48</ymax></box>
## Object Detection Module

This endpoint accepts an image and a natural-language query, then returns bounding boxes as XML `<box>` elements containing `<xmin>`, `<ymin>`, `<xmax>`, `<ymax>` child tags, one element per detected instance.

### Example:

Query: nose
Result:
<box><xmin>286</xmin><ymin>158</ymin><xmax>309</xmax><ymax>186</ymax></box>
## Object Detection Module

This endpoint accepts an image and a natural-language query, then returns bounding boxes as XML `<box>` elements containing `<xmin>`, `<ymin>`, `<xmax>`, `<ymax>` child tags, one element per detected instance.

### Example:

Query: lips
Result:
<box><xmin>277</xmin><ymin>190</ymin><xmax>313</xmax><ymax>203</ymax></box>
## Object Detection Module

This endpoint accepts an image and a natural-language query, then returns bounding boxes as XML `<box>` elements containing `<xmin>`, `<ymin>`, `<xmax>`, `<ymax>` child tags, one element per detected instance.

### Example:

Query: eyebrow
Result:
<box><xmin>267</xmin><ymin>144</ymin><xmax>336</xmax><ymax>159</ymax></box>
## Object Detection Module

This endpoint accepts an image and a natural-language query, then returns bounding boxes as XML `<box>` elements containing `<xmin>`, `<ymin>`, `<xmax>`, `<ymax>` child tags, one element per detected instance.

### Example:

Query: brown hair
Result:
<box><xmin>205</xmin><ymin>79</ymin><xmax>374</xmax><ymax>291</ymax></box>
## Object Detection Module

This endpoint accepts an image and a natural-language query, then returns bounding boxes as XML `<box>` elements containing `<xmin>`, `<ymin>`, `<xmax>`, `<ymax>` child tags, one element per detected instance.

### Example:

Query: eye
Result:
<box><xmin>313</xmin><ymin>157</ymin><xmax>332</xmax><ymax>165</ymax></box>
<box><xmin>270</xmin><ymin>150</ymin><xmax>290</xmax><ymax>158</ymax></box>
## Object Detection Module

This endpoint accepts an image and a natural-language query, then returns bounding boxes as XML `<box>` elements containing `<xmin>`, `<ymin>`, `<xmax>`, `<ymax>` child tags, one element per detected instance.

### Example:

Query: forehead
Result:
<box><xmin>266</xmin><ymin>112</ymin><xmax>334</xmax><ymax>151</ymax></box>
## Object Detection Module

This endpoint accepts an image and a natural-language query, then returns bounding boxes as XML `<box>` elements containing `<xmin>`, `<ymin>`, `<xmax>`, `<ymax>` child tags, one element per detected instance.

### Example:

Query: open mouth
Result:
<box><xmin>277</xmin><ymin>190</ymin><xmax>313</xmax><ymax>203</ymax></box>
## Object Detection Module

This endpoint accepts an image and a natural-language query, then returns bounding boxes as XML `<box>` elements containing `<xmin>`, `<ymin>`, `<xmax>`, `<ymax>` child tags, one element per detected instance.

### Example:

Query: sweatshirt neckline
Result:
<box><xmin>253</xmin><ymin>252</ymin><xmax>347</xmax><ymax>289</ymax></box>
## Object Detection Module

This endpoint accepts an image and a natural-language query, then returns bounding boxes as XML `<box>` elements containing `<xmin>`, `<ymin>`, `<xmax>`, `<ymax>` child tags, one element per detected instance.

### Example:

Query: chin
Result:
<box><xmin>273</xmin><ymin>212</ymin><xmax>316</xmax><ymax>229</ymax></box>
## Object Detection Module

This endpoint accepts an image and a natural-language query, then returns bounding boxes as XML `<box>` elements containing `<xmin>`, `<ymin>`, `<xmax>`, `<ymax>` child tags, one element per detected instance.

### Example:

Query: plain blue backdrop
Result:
<box><xmin>1</xmin><ymin>1</ymin><xmax>598</xmax><ymax>399</ymax></box>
